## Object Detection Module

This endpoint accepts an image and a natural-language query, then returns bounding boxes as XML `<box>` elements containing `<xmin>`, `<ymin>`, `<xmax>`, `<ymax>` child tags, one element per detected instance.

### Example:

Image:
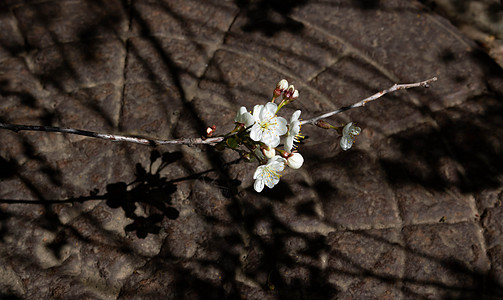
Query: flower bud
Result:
<box><xmin>286</xmin><ymin>152</ymin><xmax>304</xmax><ymax>169</ymax></box>
<box><xmin>283</xmin><ymin>85</ymin><xmax>295</xmax><ymax>99</ymax></box>
<box><xmin>206</xmin><ymin>125</ymin><xmax>216</xmax><ymax>137</ymax></box>
<box><xmin>262</xmin><ymin>146</ymin><xmax>275</xmax><ymax>159</ymax></box>
<box><xmin>242</xmin><ymin>152</ymin><xmax>252</xmax><ymax>161</ymax></box>
<box><xmin>315</xmin><ymin>120</ymin><xmax>332</xmax><ymax>129</ymax></box>
<box><xmin>276</xmin><ymin>79</ymin><xmax>288</xmax><ymax>92</ymax></box>
<box><xmin>273</xmin><ymin>79</ymin><xmax>289</xmax><ymax>98</ymax></box>
<box><xmin>290</xmin><ymin>89</ymin><xmax>299</xmax><ymax>100</ymax></box>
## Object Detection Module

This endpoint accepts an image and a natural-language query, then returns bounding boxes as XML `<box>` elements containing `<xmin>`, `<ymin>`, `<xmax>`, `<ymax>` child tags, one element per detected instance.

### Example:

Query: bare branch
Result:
<box><xmin>0</xmin><ymin>77</ymin><xmax>436</xmax><ymax>147</ymax></box>
<box><xmin>0</xmin><ymin>123</ymin><xmax>225</xmax><ymax>146</ymax></box>
<box><xmin>300</xmin><ymin>77</ymin><xmax>438</xmax><ymax>126</ymax></box>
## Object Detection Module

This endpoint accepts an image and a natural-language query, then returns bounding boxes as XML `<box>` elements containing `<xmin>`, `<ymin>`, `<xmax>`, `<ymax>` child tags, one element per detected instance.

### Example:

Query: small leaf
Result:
<box><xmin>226</xmin><ymin>137</ymin><xmax>239</xmax><ymax>149</ymax></box>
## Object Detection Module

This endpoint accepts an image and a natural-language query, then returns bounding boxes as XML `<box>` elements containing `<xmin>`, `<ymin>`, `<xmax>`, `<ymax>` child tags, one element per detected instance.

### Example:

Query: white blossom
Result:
<box><xmin>284</xmin><ymin>110</ymin><xmax>302</xmax><ymax>152</ymax></box>
<box><xmin>253</xmin><ymin>156</ymin><xmax>286</xmax><ymax>192</ymax></box>
<box><xmin>250</xmin><ymin>103</ymin><xmax>287</xmax><ymax>148</ymax></box>
<box><xmin>234</xmin><ymin>106</ymin><xmax>255</xmax><ymax>128</ymax></box>
<box><xmin>340</xmin><ymin>122</ymin><xmax>361</xmax><ymax>151</ymax></box>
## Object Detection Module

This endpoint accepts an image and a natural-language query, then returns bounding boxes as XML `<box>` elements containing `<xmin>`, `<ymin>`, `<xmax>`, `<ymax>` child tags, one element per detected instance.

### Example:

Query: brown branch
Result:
<box><xmin>0</xmin><ymin>77</ymin><xmax>437</xmax><ymax>147</ymax></box>
<box><xmin>0</xmin><ymin>123</ymin><xmax>224</xmax><ymax>146</ymax></box>
<box><xmin>300</xmin><ymin>77</ymin><xmax>438</xmax><ymax>126</ymax></box>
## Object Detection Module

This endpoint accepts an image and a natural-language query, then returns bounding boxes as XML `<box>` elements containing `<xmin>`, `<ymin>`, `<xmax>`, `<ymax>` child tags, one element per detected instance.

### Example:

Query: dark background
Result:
<box><xmin>0</xmin><ymin>0</ymin><xmax>502</xmax><ymax>298</ymax></box>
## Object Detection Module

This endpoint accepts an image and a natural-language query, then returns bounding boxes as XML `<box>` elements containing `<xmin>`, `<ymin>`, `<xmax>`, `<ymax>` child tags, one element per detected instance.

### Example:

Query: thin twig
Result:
<box><xmin>0</xmin><ymin>77</ymin><xmax>436</xmax><ymax>146</ymax></box>
<box><xmin>0</xmin><ymin>123</ymin><xmax>224</xmax><ymax>146</ymax></box>
<box><xmin>300</xmin><ymin>77</ymin><xmax>438</xmax><ymax>126</ymax></box>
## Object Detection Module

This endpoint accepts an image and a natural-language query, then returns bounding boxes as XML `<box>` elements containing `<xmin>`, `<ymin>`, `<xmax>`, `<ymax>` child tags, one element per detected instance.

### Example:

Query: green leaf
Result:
<box><xmin>226</xmin><ymin>137</ymin><xmax>239</xmax><ymax>149</ymax></box>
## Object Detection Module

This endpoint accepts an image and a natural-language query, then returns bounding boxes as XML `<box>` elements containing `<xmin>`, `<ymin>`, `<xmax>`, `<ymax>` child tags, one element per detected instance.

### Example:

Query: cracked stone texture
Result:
<box><xmin>1</xmin><ymin>0</ymin><xmax>503</xmax><ymax>299</ymax></box>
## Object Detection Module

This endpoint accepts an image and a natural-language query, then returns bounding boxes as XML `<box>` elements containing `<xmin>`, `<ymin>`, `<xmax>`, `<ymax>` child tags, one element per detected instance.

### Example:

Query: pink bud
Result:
<box><xmin>276</xmin><ymin>79</ymin><xmax>288</xmax><ymax>92</ymax></box>
<box><xmin>290</xmin><ymin>89</ymin><xmax>299</xmax><ymax>100</ymax></box>
<box><xmin>284</xmin><ymin>85</ymin><xmax>295</xmax><ymax>99</ymax></box>
<box><xmin>273</xmin><ymin>79</ymin><xmax>289</xmax><ymax>98</ymax></box>
<box><xmin>206</xmin><ymin>125</ymin><xmax>216</xmax><ymax>137</ymax></box>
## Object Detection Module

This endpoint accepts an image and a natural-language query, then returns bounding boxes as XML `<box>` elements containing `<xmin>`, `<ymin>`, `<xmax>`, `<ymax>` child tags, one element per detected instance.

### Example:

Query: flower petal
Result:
<box><xmin>342</xmin><ymin>122</ymin><xmax>352</xmax><ymax>136</ymax></box>
<box><xmin>254</xmin><ymin>179</ymin><xmax>264</xmax><ymax>192</ymax></box>
<box><xmin>235</xmin><ymin>106</ymin><xmax>255</xmax><ymax>128</ymax></box>
<box><xmin>290</xmin><ymin>120</ymin><xmax>300</xmax><ymax>136</ymax></box>
<box><xmin>252</xmin><ymin>105</ymin><xmax>263</xmax><ymax>121</ymax></box>
<box><xmin>264</xmin><ymin>102</ymin><xmax>278</xmax><ymax>115</ymax></box>
<box><xmin>265</xmin><ymin>176</ymin><xmax>278</xmax><ymax>188</ymax></box>
<box><xmin>284</xmin><ymin>136</ymin><xmax>294</xmax><ymax>152</ymax></box>
<box><xmin>275</xmin><ymin>117</ymin><xmax>288</xmax><ymax>135</ymax></box>
<box><xmin>267</xmin><ymin>134</ymin><xmax>281</xmax><ymax>148</ymax></box>
<box><xmin>340</xmin><ymin>136</ymin><xmax>353</xmax><ymax>151</ymax></box>
<box><xmin>270</xmin><ymin>156</ymin><xmax>286</xmax><ymax>171</ymax></box>
<box><xmin>243</xmin><ymin>113</ymin><xmax>255</xmax><ymax>128</ymax></box>
<box><xmin>250</xmin><ymin>124</ymin><xmax>262</xmax><ymax>141</ymax></box>
<box><xmin>253</xmin><ymin>165</ymin><xmax>263</xmax><ymax>179</ymax></box>
<box><xmin>290</xmin><ymin>110</ymin><xmax>301</xmax><ymax>123</ymax></box>
<box><xmin>235</xmin><ymin>106</ymin><xmax>246</xmax><ymax>122</ymax></box>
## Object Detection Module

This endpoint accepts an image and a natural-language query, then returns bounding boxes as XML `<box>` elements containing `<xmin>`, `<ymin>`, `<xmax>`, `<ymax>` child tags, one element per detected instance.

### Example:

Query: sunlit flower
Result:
<box><xmin>253</xmin><ymin>156</ymin><xmax>286</xmax><ymax>192</ymax></box>
<box><xmin>340</xmin><ymin>122</ymin><xmax>361</xmax><ymax>151</ymax></box>
<box><xmin>234</xmin><ymin>106</ymin><xmax>255</xmax><ymax>128</ymax></box>
<box><xmin>250</xmin><ymin>103</ymin><xmax>287</xmax><ymax>148</ymax></box>
<box><xmin>284</xmin><ymin>110</ymin><xmax>302</xmax><ymax>152</ymax></box>
<box><xmin>286</xmin><ymin>152</ymin><xmax>304</xmax><ymax>169</ymax></box>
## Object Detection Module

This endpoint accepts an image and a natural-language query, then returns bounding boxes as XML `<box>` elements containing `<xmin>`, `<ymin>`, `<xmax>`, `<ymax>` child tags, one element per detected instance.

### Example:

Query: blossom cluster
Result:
<box><xmin>234</xmin><ymin>80</ymin><xmax>304</xmax><ymax>192</ymax></box>
<box><xmin>228</xmin><ymin>79</ymin><xmax>360</xmax><ymax>192</ymax></box>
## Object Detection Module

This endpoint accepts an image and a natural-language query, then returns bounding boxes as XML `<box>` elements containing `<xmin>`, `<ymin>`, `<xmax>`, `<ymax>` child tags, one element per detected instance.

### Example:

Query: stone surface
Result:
<box><xmin>0</xmin><ymin>10</ymin><xmax>25</xmax><ymax>61</ymax></box>
<box><xmin>225</xmin><ymin>10</ymin><xmax>346</xmax><ymax>81</ymax></box>
<box><xmin>309</xmin><ymin>149</ymin><xmax>401</xmax><ymax>230</ymax></box>
<box><xmin>327</xmin><ymin>228</ymin><xmax>404</xmax><ymax>299</ymax></box>
<box><xmin>13</xmin><ymin>0</ymin><xmax>128</xmax><ymax>48</ymax></box>
<box><xmin>402</xmin><ymin>222</ymin><xmax>491</xmax><ymax>299</ymax></box>
<box><xmin>130</xmin><ymin>0</ymin><xmax>238</xmax><ymax>43</ymax></box>
<box><xmin>482</xmin><ymin>204</ymin><xmax>503</xmax><ymax>295</ymax></box>
<box><xmin>27</xmin><ymin>38</ymin><xmax>126</xmax><ymax>93</ymax></box>
<box><xmin>1</xmin><ymin>0</ymin><xmax>503</xmax><ymax>299</ymax></box>
<box><xmin>423</xmin><ymin>0</ymin><xmax>503</xmax><ymax>40</ymax></box>
<box><xmin>121</xmin><ymin>80</ymin><xmax>183</xmax><ymax>136</ymax></box>
<box><xmin>55</xmin><ymin>83</ymin><xmax>122</xmax><ymax>131</ymax></box>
